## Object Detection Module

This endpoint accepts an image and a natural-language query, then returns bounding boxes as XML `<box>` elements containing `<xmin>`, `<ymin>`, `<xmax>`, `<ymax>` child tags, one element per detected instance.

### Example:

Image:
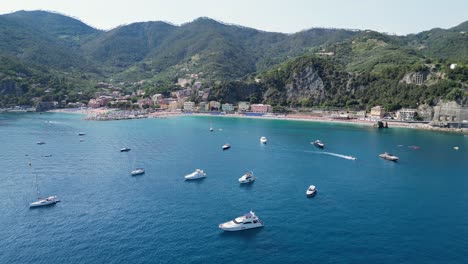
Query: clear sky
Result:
<box><xmin>1</xmin><ymin>0</ymin><xmax>467</xmax><ymax>35</ymax></box>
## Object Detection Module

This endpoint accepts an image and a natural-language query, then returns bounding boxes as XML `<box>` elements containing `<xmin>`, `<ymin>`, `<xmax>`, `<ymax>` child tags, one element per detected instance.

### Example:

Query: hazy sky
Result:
<box><xmin>1</xmin><ymin>0</ymin><xmax>467</xmax><ymax>35</ymax></box>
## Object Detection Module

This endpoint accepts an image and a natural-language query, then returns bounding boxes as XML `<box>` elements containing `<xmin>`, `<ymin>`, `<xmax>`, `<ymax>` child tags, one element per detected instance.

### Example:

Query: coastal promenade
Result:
<box><xmin>47</xmin><ymin>107</ymin><xmax>468</xmax><ymax>134</ymax></box>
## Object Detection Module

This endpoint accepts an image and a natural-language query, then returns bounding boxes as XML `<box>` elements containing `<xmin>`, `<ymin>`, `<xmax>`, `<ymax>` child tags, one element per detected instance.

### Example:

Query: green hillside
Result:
<box><xmin>0</xmin><ymin>10</ymin><xmax>467</xmax><ymax>109</ymax></box>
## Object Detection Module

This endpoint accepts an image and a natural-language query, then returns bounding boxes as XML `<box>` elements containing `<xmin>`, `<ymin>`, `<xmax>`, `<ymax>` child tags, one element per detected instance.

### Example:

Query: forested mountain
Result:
<box><xmin>0</xmin><ymin>10</ymin><xmax>466</xmax><ymax>108</ymax></box>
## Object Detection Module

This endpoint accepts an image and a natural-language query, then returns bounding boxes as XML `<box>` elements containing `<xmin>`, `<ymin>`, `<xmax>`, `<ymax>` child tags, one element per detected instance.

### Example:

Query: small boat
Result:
<box><xmin>42</xmin><ymin>154</ymin><xmax>53</xmax><ymax>157</ymax></box>
<box><xmin>131</xmin><ymin>168</ymin><xmax>145</xmax><ymax>176</ymax></box>
<box><xmin>78</xmin><ymin>132</ymin><xmax>86</xmax><ymax>136</ymax></box>
<box><xmin>30</xmin><ymin>196</ymin><xmax>60</xmax><ymax>208</ymax></box>
<box><xmin>219</xmin><ymin>211</ymin><xmax>264</xmax><ymax>231</ymax></box>
<box><xmin>306</xmin><ymin>185</ymin><xmax>317</xmax><ymax>197</ymax></box>
<box><xmin>379</xmin><ymin>152</ymin><xmax>399</xmax><ymax>161</ymax></box>
<box><xmin>210</xmin><ymin>127</ymin><xmax>214</xmax><ymax>132</ymax></box>
<box><xmin>222</xmin><ymin>143</ymin><xmax>231</xmax><ymax>150</ymax></box>
<box><xmin>184</xmin><ymin>169</ymin><xmax>206</xmax><ymax>180</ymax></box>
<box><xmin>120</xmin><ymin>148</ymin><xmax>131</xmax><ymax>152</ymax></box>
<box><xmin>36</xmin><ymin>141</ymin><xmax>45</xmax><ymax>145</ymax></box>
<box><xmin>79</xmin><ymin>139</ymin><xmax>84</xmax><ymax>142</ymax></box>
<box><xmin>260</xmin><ymin>136</ymin><xmax>267</xmax><ymax>144</ymax></box>
<box><xmin>312</xmin><ymin>140</ymin><xmax>324</xmax><ymax>149</ymax></box>
<box><xmin>453</xmin><ymin>146</ymin><xmax>459</xmax><ymax>150</ymax></box>
<box><xmin>238</xmin><ymin>171</ymin><xmax>255</xmax><ymax>184</ymax></box>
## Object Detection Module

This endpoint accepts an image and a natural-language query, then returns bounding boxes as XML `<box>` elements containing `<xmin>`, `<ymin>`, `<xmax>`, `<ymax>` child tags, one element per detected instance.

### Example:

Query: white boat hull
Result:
<box><xmin>184</xmin><ymin>170</ymin><xmax>206</xmax><ymax>180</ymax></box>
<box><xmin>219</xmin><ymin>221</ymin><xmax>263</xmax><ymax>231</ymax></box>
<box><xmin>306</xmin><ymin>185</ymin><xmax>317</xmax><ymax>197</ymax></box>
<box><xmin>30</xmin><ymin>196</ymin><xmax>59</xmax><ymax>208</ymax></box>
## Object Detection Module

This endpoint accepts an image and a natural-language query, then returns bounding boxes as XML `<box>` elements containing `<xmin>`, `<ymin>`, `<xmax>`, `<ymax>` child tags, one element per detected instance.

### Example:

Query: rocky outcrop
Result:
<box><xmin>284</xmin><ymin>66</ymin><xmax>325</xmax><ymax>104</ymax></box>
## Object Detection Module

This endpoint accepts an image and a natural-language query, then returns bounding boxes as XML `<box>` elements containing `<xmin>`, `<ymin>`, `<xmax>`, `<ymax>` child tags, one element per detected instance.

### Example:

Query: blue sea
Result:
<box><xmin>1</xmin><ymin>112</ymin><xmax>467</xmax><ymax>264</ymax></box>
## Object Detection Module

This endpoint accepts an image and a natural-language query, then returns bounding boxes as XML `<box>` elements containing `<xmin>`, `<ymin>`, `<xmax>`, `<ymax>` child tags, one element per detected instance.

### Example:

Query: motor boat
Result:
<box><xmin>131</xmin><ymin>168</ymin><xmax>145</xmax><ymax>176</ymax></box>
<box><xmin>30</xmin><ymin>196</ymin><xmax>60</xmax><ymax>208</ymax></box>
<box><xmin>184</xmin><ymin>169</ymin><xmax>206</xmax><ymax>180</ymax></box>
<box><xmin>222</xmin><ymin>144</ymin><xmax>231</xmax><ymax>150</ymax></box>
<box><xmin>379</xmin><ymin>152</ymin><xmax>399</xmax><ymax>161</ymax></box>
<box><xmin>78</xmin><ymin>132</ymin><xmax>86</xmax><ymax>136</ymax></box>
<box><xmin>238</xmin><ymin>171</ymin><xmax>255</xmax><ymax>183</ymax></box>
<box><xmin>36</xmin><ymin>141</ymin><xmax>45</xmax><ymax>145</ymax></box>
<box><xmin>312</xmin><ymin>140</ymin><xmax>324</xmax><ymax>149</ymax></box>
<box><xmin>120</xmin><ymin>148</ymin><xmax>131</xmax><ymax>152</ymax></box>
<box><xmin>260</xmin><ymin>136</ymin><xmax>267</xmax><ymax>144</ymax></box>
<box><xmin>219</xmin><ymin>211</ymin><xmax>263</xmax><ymax>231</ymax></box>
<box><xmin>210</xmin><ymin>127</ymin><xmax>214</xmax><ymax>132</ymax></box>
<box><xmin>306</xmin><ymin>185</ymin><xmax>317</xmax><ymax>197</ymax></box>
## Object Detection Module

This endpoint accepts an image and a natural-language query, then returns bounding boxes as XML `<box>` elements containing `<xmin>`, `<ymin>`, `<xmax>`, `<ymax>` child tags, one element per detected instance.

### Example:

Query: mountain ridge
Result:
<box><xmin>0</xmin><ymin>10</ymin><xmax>466</xmax><ymax>109</ymax></box>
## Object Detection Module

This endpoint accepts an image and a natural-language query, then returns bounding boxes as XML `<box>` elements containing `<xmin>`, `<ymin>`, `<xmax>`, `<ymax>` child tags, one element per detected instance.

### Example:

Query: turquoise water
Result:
<box><xmin>1</xmin><ymin>112</ymin><xmax>467</xmax><ymax>263</ymax></box>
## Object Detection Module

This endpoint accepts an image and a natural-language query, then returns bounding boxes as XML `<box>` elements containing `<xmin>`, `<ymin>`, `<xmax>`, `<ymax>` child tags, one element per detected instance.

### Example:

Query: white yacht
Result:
<box><xmin>120</xmin><ymin>147</ymin><xmax>131</xmax><ymax>152</ymax></box>
<box><xmin>219</xmin><ymin>211</ymin><xmax>264</xmax><ymax>231</ymax></box>
<box><xmin>184</xmin><ymin>169</ymin><xmax>206</xmax><ymax>180</ymax></box>
<box><xmin>379</xmin><ymin>152</ymin><xmax>399</xmax><ymax>161</ymax></box>
<box><xmin>131</xmin><ymin>168</ymin><xmax>145</xmax><ymax>176</ymax></box>
<box><xmin>29</xmin><ymin>168</ymin><xmax>59</xmax><ymax>208</ymax></box>
<box><xmin>30</xmin><ymin>196</ymin><xmax>60</xmax><ymax>208</ymax></box>
<box><xmin>312</xmin><ymin>140</ymin><xmax>324</xmax><ymax>149</ymax></box>
<box><xmin>238</xmin><ymin>171</ymin><xmax>255</xmax><ymax>183</ymax></box>
<box><xmin>36</xmin><ymin>141</ymin><xmax>45</xmax><ymax>145</ymax></box>
<box><xmin>260</xmin><ymin>136</ymin><xmax>267</xmax><ymax>144</ymax></box>
<box><xmin>222</xmin><ymin>143</ymin><xmax>231</xmax><ymax>150</ymax></box>
<box><xmin>306</xmin><ymin>185</ymin><xmax>317</xmax><ymax>197</ymax></box>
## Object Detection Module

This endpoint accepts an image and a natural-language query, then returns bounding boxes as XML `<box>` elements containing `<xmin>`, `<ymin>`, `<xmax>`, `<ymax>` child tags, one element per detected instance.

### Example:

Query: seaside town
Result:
<box><xmin>2</xmin><ymin>74</ymin><xmax>467</xmax><ymax>133</ymax></box>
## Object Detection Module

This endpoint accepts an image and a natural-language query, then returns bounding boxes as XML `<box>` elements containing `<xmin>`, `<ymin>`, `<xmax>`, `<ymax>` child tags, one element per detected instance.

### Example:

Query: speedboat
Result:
<box><xmin>219</xmin><ymin>211</ymin><xmax>263</xmax><ymax>231</ymax></box>
<box><xmin>222</xmin><ymin>143</ymin><xmax>231</xmax><ymax>150</ymax></box>
<box><xmin>379</xmin><ymin>152</ymin><xmax>399</xmax><ymax>161</ymax></box>
<box><xmin>120</xmin><ymin>148</ymin><xmax>131</xmax><ymax>152</ymax></box>
<box><xmin>78</xmin><ymin>132</ymin><xmax>86</xmax><ymax>136</ymax></box>
<box><xmin>312</xmin><ymin>140</ymin><xmax>324</xmax><ymax>149</ymax></box>
<box><xmin>260</xmin><ymin>137</ymin><xmax>267</xmax><ymax>144</ymax></box>
<box><xmin>306</xmin><ymin>185</ymin><xmax>317</xmax><ymax>197</ymax></box>
<box><xmin>36</xmin><ymin>141</ymin><xmax>45</xmax><ymax>145</ymax></box>
<box><xmin>238</xmin><ymin>171</ymin><xmax>255</xmax><ymax>183</ymax></box>
<box><xmin>30</xmin><ymin>196</ymin><xmax>60</xmax><ymax>208</ymax></box>
<box><xmin>184</xmin><ymin>169</ymin><xmax>206</xmax><ymax>180</ymax></box>
<box><xmin>131</xmin><ymin>168</ymin><xmax>145</xmax><ymax>176</ymax></box>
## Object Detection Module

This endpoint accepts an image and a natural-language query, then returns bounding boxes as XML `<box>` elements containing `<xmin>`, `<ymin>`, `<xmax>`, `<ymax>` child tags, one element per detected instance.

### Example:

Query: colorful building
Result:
<box><xmin>370</xmin><ymin>106</ymin><xmax>385</xmax><ymax>119</ymax></box>
<box><xmin>251</xmin><ymin>104</ymin><xmax>272</xmax><ymax>113</ymax></box>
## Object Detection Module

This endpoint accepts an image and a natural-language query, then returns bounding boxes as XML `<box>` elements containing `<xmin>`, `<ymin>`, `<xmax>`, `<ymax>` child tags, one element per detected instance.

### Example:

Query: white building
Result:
<box><xmin>238</xmin><ymin>102</ymin><xmax>250</xmax><ymax>112</ymax></box>
<box><xmin>183</xmin><ymin>101</ymin><xmax>195</xmax><ymax>111</ymax></box>
<box><xmin>222</xmin><ymin>103</ymin><xmax>235</xmax><ymax>112</ymax></box>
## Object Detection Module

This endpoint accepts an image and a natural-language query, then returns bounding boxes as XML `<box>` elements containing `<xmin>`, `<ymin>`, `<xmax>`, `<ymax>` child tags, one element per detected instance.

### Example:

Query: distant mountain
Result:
<box><xmin>404</xmin><ymin>21</ymin><xmax>468</xmax><ymax>61</ymax></box>
<box><xmin>0</xmin><ymin>10</ymin><xmax>466</xmax><ymax>108</ymax></box>
<box><xmin>3</xmin><ymin>10</ymin><xmax>101</xmax><ymax>47</ymax></box>
<box><xmin>81</xmin><ymin>17</ymin><xmax>359</xmax><ymax>80</ymax></box>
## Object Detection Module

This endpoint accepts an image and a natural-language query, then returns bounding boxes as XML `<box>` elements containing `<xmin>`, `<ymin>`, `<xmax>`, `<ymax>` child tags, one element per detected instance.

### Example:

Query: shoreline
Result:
<box><xmin>46</xmin><ymin>108</ymin><xmax>468</xmax><ymax>134</ymax></box>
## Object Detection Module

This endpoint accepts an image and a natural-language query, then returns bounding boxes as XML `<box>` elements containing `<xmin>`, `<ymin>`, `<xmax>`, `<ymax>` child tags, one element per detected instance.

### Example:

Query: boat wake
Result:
<box><xmin>306</xmin><ymin>150</ymin><xmax>357</xmax><ymax>160</ymax></box>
